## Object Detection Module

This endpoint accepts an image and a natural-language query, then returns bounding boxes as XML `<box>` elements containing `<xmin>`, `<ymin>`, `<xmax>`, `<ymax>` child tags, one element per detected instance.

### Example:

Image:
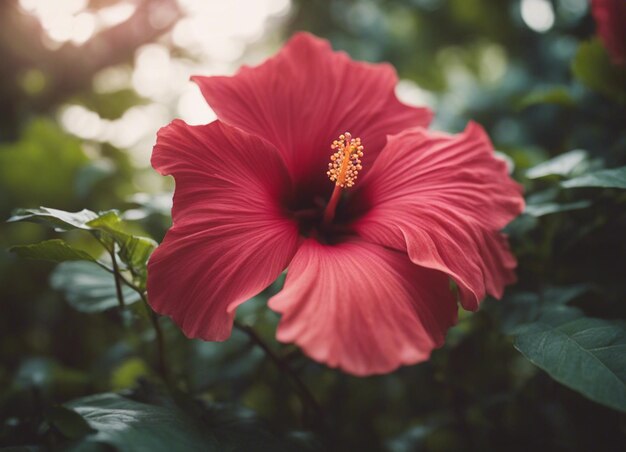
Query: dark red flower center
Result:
<box><xmin>286</xmin><ymin>132</ymin><xmax>367</xmax><ymax>244</ymax></box>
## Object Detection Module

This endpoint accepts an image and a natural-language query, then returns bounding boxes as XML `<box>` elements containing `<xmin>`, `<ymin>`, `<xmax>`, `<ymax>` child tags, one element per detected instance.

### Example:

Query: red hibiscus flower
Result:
<box><xmin>592</xmin><ymin>0</ymin><xmax>626</xmax><ymax>65</ymax></box>
<box><xmin>147</xmin><ymin>33</ymin><xmax>524</xmax><ymax>376</ymax></box>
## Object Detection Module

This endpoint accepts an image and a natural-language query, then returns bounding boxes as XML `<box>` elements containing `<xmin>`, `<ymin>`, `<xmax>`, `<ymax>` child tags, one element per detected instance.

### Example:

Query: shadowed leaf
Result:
<box><xmin>10</xmin><ymin>239</ymin><xmax>95</xmax><ymax>263</ymax></box>
<box><xmin>514</xmin><ymin>306</ymin><xmax>626</xmax><ymax>413</ymax></box>
<box><xmin>50</xmin><ymin>261</ymin><xmax>140</xmax><ymax>312</ymax></box>
<box><xmin>561</xmin><ymin>166</ymin><xmax>626</xmax><ymax>189</ymax></box>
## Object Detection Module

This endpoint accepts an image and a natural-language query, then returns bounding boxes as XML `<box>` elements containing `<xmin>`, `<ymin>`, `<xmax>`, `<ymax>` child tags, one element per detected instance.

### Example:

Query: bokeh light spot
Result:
<box><xmin>521</xmin><ymin>0</ymin><xmax>555</xmax><ymax>33</ymax></box>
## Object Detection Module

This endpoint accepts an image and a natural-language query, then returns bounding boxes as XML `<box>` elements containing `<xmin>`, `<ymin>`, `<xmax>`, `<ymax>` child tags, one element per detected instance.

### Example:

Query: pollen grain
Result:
<box><xmin>326</xmin><ymin>132</ymin><xmax>364</xmax><ymax>188</ymax></box>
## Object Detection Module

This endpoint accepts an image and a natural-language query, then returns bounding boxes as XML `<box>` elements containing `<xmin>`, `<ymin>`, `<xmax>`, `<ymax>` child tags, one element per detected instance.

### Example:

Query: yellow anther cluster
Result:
<box><xmin>327</xmin><ymin>132</ymin><xmax>364</xmax><ymax>188</ymax></box>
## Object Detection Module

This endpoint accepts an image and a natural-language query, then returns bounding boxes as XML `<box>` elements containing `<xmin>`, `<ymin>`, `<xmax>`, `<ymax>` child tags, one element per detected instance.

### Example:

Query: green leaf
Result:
<box><xmin>65</xmin><ymin>393</ymin><xmax>218</xmax><ymax>451</ymax></box>
<box><xmin>386</xmin><ymin>425</ymin><xmax>437</xmax><ymax>452</ymax></box>
<box><xmin>495</xmin><ymin>285</ymin><xmax>592</xmax><ymax>335</ymax></box>
<box><xmin>8</xmin><ymin>207</ymin><xmax>156</xmax><ymax>289</ymax></box>
<box><xmin>571</xmin><ymin>39</ymin><xmax>626</xmax><ymax>101</ymax></box>
<box><xmin>8</xmin><ymin>207</ymin><xmax>98</xmax><ymax>231</ymax></box>
<box><xmin>0</xmin><ymin>119</ymin><xmax>88</xmax><ymax>212</ymax></box>
<box><xmin>64</xmin><ymin>393</ymin><xmax>309</xmax><ymax>451</ymax></box>
<box><xmin>514</xmin><ymin>306</ymin><xmax>626</xmax><ymax>413</ymax></box>
<box><xmin>542</xmin><ymin>284</ymin><xmax>592</xmax><ymax>305</ymax></box>
<box><xmin>87</xmin><ymin>211</ymin><xmax>157</xmax><ymax>281</ymax></box>
<box><xmin>75</xmin><ymin>160</ymin><xmax>116</xmax><ymax>198</ymax></box>
<box><xmin>516</xmin><ymin>87</ymin><xmax>575</xmax><ymax>110</ymax></box>
<box><xmin>50</xmin><ymin>261</ymin><xmax>140</xmax><ymax>312</ymax></box>
<box><xmin>9</xmin><ymin>239</ymin><xmax>95</xmax><ymax>263</ymax></box>
<box><xmin>525</xmin><ymin>149</ymin><xmax>588</xmax><ymax>179</ymax></box>
<box><xmin>110</xmin><ymin>358</ymin><xmax>150</xmax><ymax>391</ymax></box>
<box><xmin>44</xmin><ymin>406</ymin><xmax>95</xmax><ymax>440</ymax></box>
<box><xmin>561</xmin><ymin>166</ymin><xmax>626</xmax><ymax>189</ymax></box>
<box><xmin>524</xmin><ymin>200</ymin><xmax>591</xmax><ymax>217</ymax></box>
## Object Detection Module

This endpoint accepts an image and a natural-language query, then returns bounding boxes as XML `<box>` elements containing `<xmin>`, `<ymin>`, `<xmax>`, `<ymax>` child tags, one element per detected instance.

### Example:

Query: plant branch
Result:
<box><xmin>139</xmin><ymin>292</ymin><xmax>169</xmax><ymax>383</ymax></box>
<box><xmin>97</xmin><ymin>235</ymin><xmax>169</xmax><ymax>383</ymax></box>
<box><xmin>233</xmin><ymin>320</ymin><xmax>322</xmax><ymax>425</ymax></box>
<box><xmin>108</xmin><ymin>246</ymin><xmax>126</xmax><ymax>309</ymax></box>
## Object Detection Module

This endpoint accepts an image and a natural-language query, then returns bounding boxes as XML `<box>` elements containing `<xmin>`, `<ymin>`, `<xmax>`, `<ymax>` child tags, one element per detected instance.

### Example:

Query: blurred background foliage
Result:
<box><xmin>1</xmin><ymin>0</ymin><xmax>625</xmax><ymax>450</ymax></box>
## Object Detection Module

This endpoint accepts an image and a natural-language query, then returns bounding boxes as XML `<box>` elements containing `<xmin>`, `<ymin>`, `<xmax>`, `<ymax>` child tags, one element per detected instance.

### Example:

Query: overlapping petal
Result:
<box><xmin>147</xmin><ymin>120</ymin><xmax>299</xmax><ymax>341</ymax></box>
<box><xmin>192</xmin><ymin>32</ymin><xmax>432</xmax><ymax>186</ymax></box>
<box><xmin>353</xmin><ymin>123</ymin><xmax>524</xmax><ymax>310</ymax></box>
<box><xmin>268</xmin><ymin>239</ymin><xmax>458</xmax><ymax>376</ymax></box>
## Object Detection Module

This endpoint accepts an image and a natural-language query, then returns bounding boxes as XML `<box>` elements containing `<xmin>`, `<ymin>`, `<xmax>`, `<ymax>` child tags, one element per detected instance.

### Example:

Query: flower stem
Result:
<box><xmin>98</xmin><ymin>237</ymin><xmax>170</xmax><ymax>384</ymax></box>
<box><xmin>233</xmin><ymin>320</ymin><xmax>322</xmax><ymax>426</ymax></box>
<box><xmin>140</xmin><ymin>292</ymin><xmax>169</xmax><ymax>383</ymax></box>
<box><xmin>322</xmin><ymin>184</ymin><xmax>342</xmax><ymax>226</ymax></box>
<box><xmin>109</xmin><ymin>247</ymin><xmax>126</xmax><ymax>309</ymax></box>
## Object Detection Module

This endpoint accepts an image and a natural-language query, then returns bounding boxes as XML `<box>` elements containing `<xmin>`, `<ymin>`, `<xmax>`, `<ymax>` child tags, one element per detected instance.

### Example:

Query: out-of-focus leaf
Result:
<box><xmin>495</xmin><ymin>285</ymin><xmax>592</xmax><ymax>335</ymax></box>
<box><xmin>516</xmin><ymin>87</ymin><xmax>575</xmax><ymax>110</ymax></box>
<box><xmin>123</xmin><ymin>193</ymin><xmax>173</xmax><ymax>220</ymax></box>
<box><xmin>12</xmin><ymin>357</ymin><xmax>88</xmax><ymax>395</ymax></box>
<box><xmin>50</xmin><ymin>261</ymin><xmax>140</xmax><ymax>312</ymax></box>
<box><xmin>524</xmin><ymin>200</ymin><xmax>591</xmax><ymax>217</ymax></box>
<box><xmin>75</xmin><ymin>160</ymin><xmax>116</xmax><ymax>198</ymax></box>
<box><xmin>0</xmin><ymin>119</ymin><xmax>88</xmax><ymax>212</ymax></box>
<box><xmin>386</xmin><ymin>424</ymin><xmax>437</xmax><ymax>452</ymax></box>
<box><xmin>503</xmin><ymin>213</ymin><xmax>538</xmax><ymax>236</ymax></box>
<box><xmin>9</xmin><ymin>239</ymin><xmax>95</xmax><ymax>263</ymax></box>
<box><xmin>572</xmin><ymin>39</ymin><xmax>626</xmax><ymax>101</ymax></box>
<box><xmin>44</xmin><ymin>406</ymin><xmax>95</xmax><ymax>440</ymax></box>
<box><xmin>188</xmin><ymin>328</ymin><xmax>264</xmax><ymax>391</ymax></box>
<box><xmin>13</xmin><ymin>357</ymin><xmax>57</xmax><ymax>389</ymax></box>
<box><xmin>110</xmin><ymin>358</ymin><xmax>150</xmax><ymax>391</ymax></box>
<box><xmin>496</xmin><ymin>292</ymin><xmax>543</xmax><ymax>335</ymax></box>
<box><xmin>542</xmin><ymin>284</ymin><xmax>592</xmax><ymax>305</ymax></box>
<box><xmin>514</xmin><ymin>306</ymin><xmax>626</xmax><ymax>413</ymax></box>
<box><xmin>8</xmin><ymin>207</ymin><xmax>98</xmax><ymax>231</ymax></box>
<box><xmin>561</xmin><ymin>166</ymin><xmax>626</xmax><ymax>189</ymax></box>
<box><xmin>526</xmin><ymin>149</ymin><xmax>588</xmax><ymax>179</ymax></box>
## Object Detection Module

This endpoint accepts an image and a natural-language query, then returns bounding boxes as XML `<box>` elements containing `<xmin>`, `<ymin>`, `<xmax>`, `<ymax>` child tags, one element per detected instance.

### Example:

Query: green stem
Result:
<box><xmin>98</xmin><ymin>237</ymin><xmax>168</xmax><ymax>383</ymax></box>
<box><xmin>234</xmin><ymin>320</ymin><xmax>322</xmax><ymax>425</ymax></box>
<box><xmin>140</xmin><ymin>292</ymin><xmax>169</xmax><ymax>383</ymax></box>
<box><xmin>109</xmin><ymin>246</ymin><xmax>126</xmax><ymax>309</ymax></box>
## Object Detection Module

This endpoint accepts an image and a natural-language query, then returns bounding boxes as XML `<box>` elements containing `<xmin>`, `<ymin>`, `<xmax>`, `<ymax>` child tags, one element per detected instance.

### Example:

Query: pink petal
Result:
<box><xmin>148</xmin><ymin>120</ymin><xmax>300</xmax><ymax>341</ymax></box>
<box><xmin>192</xmin><ymin>32</ymin><xmax>432</xmax><ymax>186</ymax></box>
<box><xmin>354</xmin><ymin>123</ymin><xmax>524</xmax><ymax>310</ymax></box>
<box><xmin>592</xmin><ymin>0</ymin><xmax>626</xmax><ymax>65</ymax></box>
<box><xmin>268</xmin><ymin>239</ymin><xmax>458</xmax><ymax>376</ymax></box>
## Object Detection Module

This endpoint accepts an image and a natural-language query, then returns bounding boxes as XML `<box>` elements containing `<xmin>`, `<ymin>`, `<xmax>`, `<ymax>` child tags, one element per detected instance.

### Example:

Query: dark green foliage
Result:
<box><xmin>561</xmin><ymin>166</ymin><xmax>626</xmax><ymax>189</ymax></box>
<box><xmin>9</xmin><ymin>240</ymin><xmax>96</xmax><ymax>263</ymax></box>
<box><xmin>50</xmin><ymin>261</ymin><xmax>141</xmax><ymax>313</ymax></box>
<box><xmin>514</xmin><ymin>306</ymin><xmax>626</xmax><ymax>413</ymax></box>
<box><xmin>50</xmin><ymin>391</ymin><xmax>316</xmax><ymax>451</ymax></box>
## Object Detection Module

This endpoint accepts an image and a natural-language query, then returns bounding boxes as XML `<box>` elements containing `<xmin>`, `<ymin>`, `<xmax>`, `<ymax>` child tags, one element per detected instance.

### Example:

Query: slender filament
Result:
<box><xmin>323</xmin><ymin>132</ymin><xmax>364</xmax><ymax>225</ymax></box>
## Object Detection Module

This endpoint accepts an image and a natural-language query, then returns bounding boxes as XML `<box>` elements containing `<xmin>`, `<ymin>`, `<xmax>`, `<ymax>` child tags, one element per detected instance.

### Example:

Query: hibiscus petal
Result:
<box><xmin>148</xmin><ymin>120</ymin><xmax>300</xmax><ymax>341</ymax></box>
<box><xmin>192</xmin><ymin>32</ymin><xmax>432</xmax><ymax>185</ymax></box>
<box><xmin>268</xmin><ymin>239</ymin><xmax>458</xmax><ymax>376</ymax></box>
<box><xmin>354</xmin><ymin>122</ymin><xmax>524</xmax><ymax>310</ymax></box>
<box><xmin>592</xmin><ymin>0</ymin><xmax>626</xmax><ymax>65</ymax></box>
